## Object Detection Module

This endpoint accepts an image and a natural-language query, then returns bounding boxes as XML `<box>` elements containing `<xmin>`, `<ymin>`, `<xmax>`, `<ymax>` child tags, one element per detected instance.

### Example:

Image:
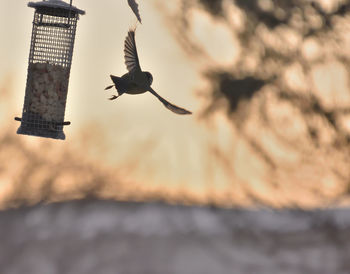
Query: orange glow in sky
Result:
<box><xmin>1</xmin><ymin>0</ymin><xmax>350</xmax><ymax>208</ymax></box>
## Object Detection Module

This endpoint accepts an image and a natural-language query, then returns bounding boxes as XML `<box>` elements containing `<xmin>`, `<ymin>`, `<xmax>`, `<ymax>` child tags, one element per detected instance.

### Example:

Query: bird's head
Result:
<box><xmin>145</xmin><ymin>71</ymin><xmax>153</xmax><ymax>85</ymax></box>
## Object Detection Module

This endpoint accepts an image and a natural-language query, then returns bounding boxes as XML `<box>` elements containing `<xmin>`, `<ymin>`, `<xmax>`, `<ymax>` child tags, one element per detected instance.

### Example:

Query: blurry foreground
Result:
<box><xmin>0</xmin><ymin>199</ymin><xmax>350</xmax><ymax>274</ymax></box>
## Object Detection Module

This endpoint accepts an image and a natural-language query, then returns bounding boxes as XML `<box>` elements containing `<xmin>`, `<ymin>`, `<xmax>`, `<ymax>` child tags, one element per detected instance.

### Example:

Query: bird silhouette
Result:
<box><xmin>128</xmin><ymin>0</ymin><xmax>142</xmax><ymax>23</ymax></box>
<box><xmin>105</xmin><ymin>29</ymin><xmax>192</xmax><ymax>115</ymax></box>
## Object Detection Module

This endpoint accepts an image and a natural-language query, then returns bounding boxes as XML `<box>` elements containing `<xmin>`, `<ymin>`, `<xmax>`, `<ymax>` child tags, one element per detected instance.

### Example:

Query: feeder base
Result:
<box><xmin>17</xmin><ymin>125</ymin><xmax>66</xmax><ymax>140</ymax></box>
<box><xmin>15</xmin><ymin>114</ymin><xmax>70</xmax><ymax>140</ymax></box>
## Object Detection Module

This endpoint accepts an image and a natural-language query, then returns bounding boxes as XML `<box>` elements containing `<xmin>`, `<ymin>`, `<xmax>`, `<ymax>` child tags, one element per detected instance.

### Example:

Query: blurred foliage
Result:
<box><xmin>0</xmin><ymin>125</ymin><xmax>181</xmax><ymax>209</ymax></box>
<box><xmin>157</xmin><ymin>0</ymin><xmax>350</xmax><ymax>206</ymax></box>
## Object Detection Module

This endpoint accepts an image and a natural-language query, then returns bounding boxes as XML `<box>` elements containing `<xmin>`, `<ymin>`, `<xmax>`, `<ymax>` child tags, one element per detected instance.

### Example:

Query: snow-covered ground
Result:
<box><xmin>0</xmin><ymin>200</ymin><xmax>350</xmax><ymax>274</ymax></box>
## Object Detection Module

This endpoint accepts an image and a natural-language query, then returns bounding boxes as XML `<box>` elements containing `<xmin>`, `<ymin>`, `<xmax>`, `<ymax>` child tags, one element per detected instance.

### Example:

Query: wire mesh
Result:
<box><xmin>17</xmin><ymin>9</ymin><xmax>78</xmax><ymax>140</ymax></box>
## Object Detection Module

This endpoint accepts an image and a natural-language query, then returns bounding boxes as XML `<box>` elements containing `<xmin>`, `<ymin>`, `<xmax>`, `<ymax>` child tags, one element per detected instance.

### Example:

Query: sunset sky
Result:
<box><xmin>0</xmin><ymin>0</ymin><xmax>239</xmax><ymax>197</ymax></box>
<box><xmin>1</xmin><ymin>0</ymin><xmax>349</xmax><ymax>208</ymax></box>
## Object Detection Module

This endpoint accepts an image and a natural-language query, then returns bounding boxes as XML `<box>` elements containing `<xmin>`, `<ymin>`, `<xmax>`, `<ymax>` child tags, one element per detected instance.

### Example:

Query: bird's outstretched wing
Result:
<box><xmin>149</xmin><ymin>88</ymin><xmax>192</xmax><ymax>115</ymax></box>
<box><xmin>128</xmin><ymin>0</ymin><xmax>142</xmax><ymax>23</ymax></box>
<box><xmin>124</xmin><ymin>29</ymin><xmax>141</xmax><ymax>73</ymax></box>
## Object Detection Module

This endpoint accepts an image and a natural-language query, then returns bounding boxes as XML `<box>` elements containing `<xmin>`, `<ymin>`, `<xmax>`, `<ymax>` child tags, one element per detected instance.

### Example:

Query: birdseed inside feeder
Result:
<box><xmin>15</xmin><ymin>0</ymin><xmax>85</xmax><ymax>140</ymax></box>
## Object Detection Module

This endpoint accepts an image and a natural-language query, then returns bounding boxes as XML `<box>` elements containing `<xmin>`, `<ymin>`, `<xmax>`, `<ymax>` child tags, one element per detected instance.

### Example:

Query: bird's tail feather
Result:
<box><xmin>109</xmin><ymin>75</ymin><xmax>127</xmax><ymax>95</ymax></box>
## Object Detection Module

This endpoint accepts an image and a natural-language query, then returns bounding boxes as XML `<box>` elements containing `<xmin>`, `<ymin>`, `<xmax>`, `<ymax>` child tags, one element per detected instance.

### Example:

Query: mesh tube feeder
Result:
<box><xmin>15</xmin><ymin>0</ymin><xmax>85</xmax><ymax>140</ymax></box>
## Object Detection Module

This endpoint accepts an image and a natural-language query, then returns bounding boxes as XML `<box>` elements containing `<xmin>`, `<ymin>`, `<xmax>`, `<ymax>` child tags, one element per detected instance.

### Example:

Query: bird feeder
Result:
<box><xmin>15</xmin><ymin>0</ymin><xmax>85</xmax><ymax>140</ymax></box>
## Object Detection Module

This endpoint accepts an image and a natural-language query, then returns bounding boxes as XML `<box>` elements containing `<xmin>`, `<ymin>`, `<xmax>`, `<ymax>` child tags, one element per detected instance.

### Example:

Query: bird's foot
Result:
<box><xmin>109</xmin><ymin>95</ymin><xmax>120</xmax><ymax>100</ymax></box>
<box><xmin>105</xmin><ymin>85</ymin><xmax>115</xmax><ymax>90</ymax></box>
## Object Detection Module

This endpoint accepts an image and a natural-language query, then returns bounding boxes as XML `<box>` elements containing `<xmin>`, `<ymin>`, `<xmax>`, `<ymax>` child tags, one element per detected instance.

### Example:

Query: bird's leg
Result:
<box><xmin>109</xmin><ymin>95</ymin><xmax>120</xmax><ymax>100</ymax></box>
<box><xmin>105</xmin><ymin>85</ymin><xmax>115</xmax><ymax>90</ymax></box>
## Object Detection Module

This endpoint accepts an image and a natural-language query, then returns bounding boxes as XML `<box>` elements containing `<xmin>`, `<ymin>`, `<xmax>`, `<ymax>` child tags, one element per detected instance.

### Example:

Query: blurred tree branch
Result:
<box><xmin>156</xmin><ymin>0</ymin><xmax>350</xmax><ymax>206</ymax></box>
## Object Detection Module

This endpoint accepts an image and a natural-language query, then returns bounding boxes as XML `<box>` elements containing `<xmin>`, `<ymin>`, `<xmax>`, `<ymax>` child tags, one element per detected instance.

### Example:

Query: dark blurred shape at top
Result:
<box><xmin>198</xmin><ymin>0</ymin><xmax>223</xmax><ymax>17</ymax></box>
<box><xmin>235</xmin><ymin>0</ymin><xmax>289</xmax><ymax>28</ymax></box>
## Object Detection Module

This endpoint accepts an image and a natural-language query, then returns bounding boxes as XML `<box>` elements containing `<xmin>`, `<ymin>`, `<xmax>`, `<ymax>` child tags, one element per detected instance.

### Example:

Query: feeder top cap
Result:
<box><xmin>28</xmin><ymin>0</ymin><xmax>85</xmax><ymax>15</ymax></box>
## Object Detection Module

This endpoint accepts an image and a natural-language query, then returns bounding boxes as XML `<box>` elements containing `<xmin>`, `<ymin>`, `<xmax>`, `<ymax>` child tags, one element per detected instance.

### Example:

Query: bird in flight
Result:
<box><xmin>128</xmin><ymin>0</ymin><xmax>142</xmax><ymax>23</ymax></box>
<box><xmin>105</xmin><ymin>29</ymin><xmax>192</xmax><ymax>115</ymax></box>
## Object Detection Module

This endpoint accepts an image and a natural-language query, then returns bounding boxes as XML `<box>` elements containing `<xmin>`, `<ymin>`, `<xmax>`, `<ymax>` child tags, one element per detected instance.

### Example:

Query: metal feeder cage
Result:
<box><xmin>15</xmin><ymin>0</ymin><xmax>85</xmax><ymax>140</ymax></box>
